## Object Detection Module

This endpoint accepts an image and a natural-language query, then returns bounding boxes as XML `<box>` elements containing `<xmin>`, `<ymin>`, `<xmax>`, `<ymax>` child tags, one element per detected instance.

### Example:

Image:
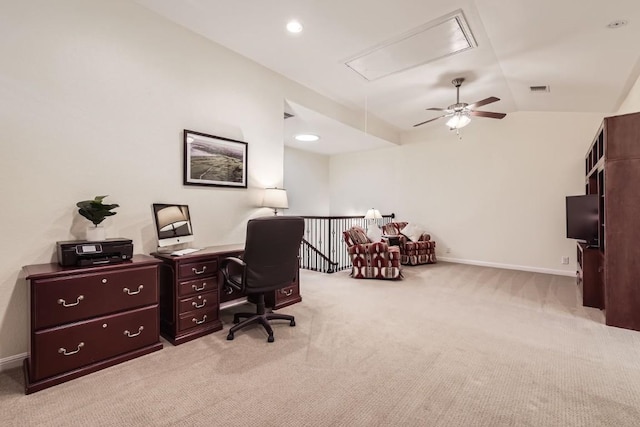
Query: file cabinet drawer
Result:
<box><xmin>31</xmin><ymin>305</ymin><xmax>159</xmax><ymax>381</ymax></box>
<box><xmin>33</xmin><ymin>266</ymin><xmax>158</xmax><ymax>330</ymax></box>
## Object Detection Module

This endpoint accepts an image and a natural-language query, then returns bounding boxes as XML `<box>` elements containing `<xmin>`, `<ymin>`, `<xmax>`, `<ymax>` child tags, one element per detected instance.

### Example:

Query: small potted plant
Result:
<box><xmin>76</xmin><ymin>195</ymin><xmax>119</xmax><ymax>241</ymax></box>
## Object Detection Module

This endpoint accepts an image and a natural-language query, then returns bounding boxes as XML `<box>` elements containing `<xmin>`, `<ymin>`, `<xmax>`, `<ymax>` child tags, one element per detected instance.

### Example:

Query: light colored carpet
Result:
<box><xmin>2</xmin><ymin>262</ymin><xmax>640</xmax><ymax>426</ymax></box>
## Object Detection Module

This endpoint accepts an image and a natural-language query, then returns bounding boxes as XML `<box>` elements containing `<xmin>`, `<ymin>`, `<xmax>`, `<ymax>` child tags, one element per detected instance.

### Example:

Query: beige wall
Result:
<box><xmin>617</xmin><ymin>73</ymin><xmax>640</xmax><ymax>114</ymax></box>
<box><xmin>330</xmin><ymin>111</ymin><xmax>606</xmax><ymax>274</ymax></box>
<box><xmin>0</xmin><ymin>1</ymin><xmax>395</xmax><ymax>362</ymax></box>
<box><xmin>284</xmin><ymin>148</ymin><xmax>330</xmax><ymax>216</ymax></box>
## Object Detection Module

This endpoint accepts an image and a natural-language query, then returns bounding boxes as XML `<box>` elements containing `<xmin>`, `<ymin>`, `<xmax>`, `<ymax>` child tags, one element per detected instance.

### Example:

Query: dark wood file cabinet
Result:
<box><xmin>22</xmin><ymin>255</ymin><xmax>163</xmax><ymax>394</ymax></box>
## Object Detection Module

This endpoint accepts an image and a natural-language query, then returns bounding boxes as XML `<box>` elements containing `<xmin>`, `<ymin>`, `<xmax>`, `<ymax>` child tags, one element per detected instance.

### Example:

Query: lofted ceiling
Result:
<box><xmin>137</xmin><ymin>0</ymin><xmax>640</xmax><ymax>154</ymax></box>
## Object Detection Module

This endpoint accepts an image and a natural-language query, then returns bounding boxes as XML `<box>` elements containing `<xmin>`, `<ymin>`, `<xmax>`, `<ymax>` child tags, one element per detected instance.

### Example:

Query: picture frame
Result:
<box><xmin>183</xmin><ymin>129</ymin><xmax>248</xmax><ymax>188</ymax></box>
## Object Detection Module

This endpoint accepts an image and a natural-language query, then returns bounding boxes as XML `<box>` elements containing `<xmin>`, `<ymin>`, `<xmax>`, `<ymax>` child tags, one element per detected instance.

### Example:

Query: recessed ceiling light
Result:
<box><xmin>286</xmin><ymin>20</ymin><xmax>303</xmax><ymax>33</ymax></box>
<box><xmin>294</xmin><ymin>134</ymin><xmax>319</xmax><ymax>142</ymax></box>
<box><xmin>607</xmin><ymin>19</ymin><xmax>628</xmax><ymax>29</ymax></box>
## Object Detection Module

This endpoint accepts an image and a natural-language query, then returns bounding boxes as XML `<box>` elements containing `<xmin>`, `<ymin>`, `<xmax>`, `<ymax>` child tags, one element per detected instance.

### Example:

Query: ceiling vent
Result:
<box><xmin>530</xmin><ymin>85</ymin><xmax>550</xmax><ymax>92</ymax></box>
<box><xmin>344</xmin><ymin>9</ymin><xmax>477</xmax><ymax>81</ymax></box>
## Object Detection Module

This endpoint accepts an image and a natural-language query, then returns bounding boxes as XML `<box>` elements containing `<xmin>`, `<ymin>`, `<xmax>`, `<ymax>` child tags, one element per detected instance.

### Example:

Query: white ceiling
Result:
<box><xmin>137</xmin><ymin>0</ymin><xmax>640</xmax><ymax>154</ymax></box>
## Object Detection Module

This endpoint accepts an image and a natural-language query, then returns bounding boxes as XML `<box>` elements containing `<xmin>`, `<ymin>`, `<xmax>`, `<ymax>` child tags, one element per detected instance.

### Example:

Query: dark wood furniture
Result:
<box><xmin>576</xmin><ymin>243</ymin><xmax>603</xmax><ymax>309</ymax></box>
<box><xmin>581</xmin><ymin>111</ymin><xmax>640</xmax><ymax>330</ymax></box>
<box><xmin>153</xmin><ymin>244</ymin><xmax>301</xmax><ymax>345</ymax></box>
<box><xmin>23</xmin><ymin>255</ymin><xmax>163</xmax><ymax>394</ymax></box>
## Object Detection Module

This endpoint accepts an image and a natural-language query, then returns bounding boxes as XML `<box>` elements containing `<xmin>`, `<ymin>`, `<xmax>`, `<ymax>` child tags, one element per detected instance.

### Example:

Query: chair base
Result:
<box><xmin>227</xmin><ymin>307</ymin><xmax>295</xmax><ymax>343</ymax></box>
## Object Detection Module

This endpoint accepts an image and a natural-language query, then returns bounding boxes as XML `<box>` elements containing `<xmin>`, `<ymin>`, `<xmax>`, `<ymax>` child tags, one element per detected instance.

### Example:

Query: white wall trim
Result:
<box><xmin>438</xmin><ymin>256</ymin><xmax>575</xmax><ymax>277</ymax></box>
<box><xmin>1</xmin><ymin>352</ymin><xmax>26</xmax><ymax>372</ymax></box>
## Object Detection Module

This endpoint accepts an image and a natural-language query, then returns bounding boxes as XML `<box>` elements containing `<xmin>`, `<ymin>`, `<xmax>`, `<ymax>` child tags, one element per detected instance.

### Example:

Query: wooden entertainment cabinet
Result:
<box><xmin>153</xmin><ymin>244</ymin><xmax>301</xmax><ymax>345</ymax></box>
<box><xmin>579</xmin><ymin>111</ymin><xmax>640</xmax><ymax>330</ymax></box>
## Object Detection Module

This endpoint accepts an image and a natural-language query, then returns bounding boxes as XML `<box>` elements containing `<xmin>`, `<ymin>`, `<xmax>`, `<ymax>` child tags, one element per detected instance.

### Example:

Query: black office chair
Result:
<box><xmin>220</xmin><ymin>216</ymin><xmax>304</xmax><ymax>342</ymax></box>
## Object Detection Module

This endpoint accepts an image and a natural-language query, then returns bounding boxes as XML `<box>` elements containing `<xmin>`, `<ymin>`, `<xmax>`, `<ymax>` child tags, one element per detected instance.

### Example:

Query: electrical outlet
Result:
<box><xmin>561</xmin><ymin>256</ymin><xmax>569</xmax><ymax>265</ymax></box>
<box><xmin>446</xmin><ymin>247</ymin><xmax>451</xmax><ymax>254</ymax></box>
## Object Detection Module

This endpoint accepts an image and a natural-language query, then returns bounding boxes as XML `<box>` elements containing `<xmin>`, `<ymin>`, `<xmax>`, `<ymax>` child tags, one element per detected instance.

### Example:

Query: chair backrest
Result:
<box><xmin>242</xmin><ymin>216</ymin><xmax>305</xmax><ymax>293</ymax></box>
<box><xmin>342</xmin><ymin>226</ymin><xmax>370</xmax><ymax>247</ymax></box>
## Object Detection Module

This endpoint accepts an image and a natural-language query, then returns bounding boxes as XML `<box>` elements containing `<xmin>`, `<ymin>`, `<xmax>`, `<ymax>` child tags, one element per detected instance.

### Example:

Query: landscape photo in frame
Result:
<box><xmin>183</xmin><ymin>130</ymin><xmax>248</xmax><ymax>188</ymax></box>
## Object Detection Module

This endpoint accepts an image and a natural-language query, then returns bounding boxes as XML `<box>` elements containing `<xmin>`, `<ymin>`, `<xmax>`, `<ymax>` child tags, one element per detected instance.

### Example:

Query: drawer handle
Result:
<box><xmin>123</xmin><ymin>285</ymin><xmax>144</xmax><ymax>295</ymax></box>
<box><xmin>124</xmin><ymin>326</ymin><xmax>144</xmax><ymax>338</ymax></box>
<box><xmin>192</xmin><ymin>283</ymin><xmax>207</xmax><ymax>291</ymax></box>
<box><xmin>192</xmin><ymin>315</ymin><xmax>207</xmax><ymax>325</ymax></box>
<box><xmin>281</xmin><ymin>289</ymin><xmax>293</xmax><ymax>297</ymax></box>
<box><xmin>192</xmin><ymin>266</ymin><xmax>207</xmax><ymax>275</ymax></box>
<box><xmin>192</xmin><ymin>299</ymin><xmax>207</xmax><ymax>309</ymax></box>
<box><xmin>58</xmin><ymin>342</ymin><xmax>84</xmax><ymax>356</ymax></box>
<box><xmin>57</xmin><ymin>295</ymin><xmax>84</xmax><ymax>308</ymax></box>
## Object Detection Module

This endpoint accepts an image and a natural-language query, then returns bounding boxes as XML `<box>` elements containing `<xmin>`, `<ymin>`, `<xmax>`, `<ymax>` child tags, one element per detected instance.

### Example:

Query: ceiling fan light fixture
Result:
<box><xmin>446</xmin><ymin>111</ymin><xmax>471</xmax><ymax>129</ymax></box>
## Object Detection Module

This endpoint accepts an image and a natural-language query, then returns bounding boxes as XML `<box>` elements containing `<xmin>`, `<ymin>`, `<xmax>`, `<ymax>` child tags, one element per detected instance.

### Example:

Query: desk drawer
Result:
<box><xmin>178</xmin><ymin>307</ymin><xmax>218</xmax><ymax>332</ymax></box>
<box><xmin>275</xmin><ymin>282</ymin><xmax>300</xmax><ymax>306</ymax></box>
<box><xmin>178</xmin><ymin>260</ymin><xmax>217</xmax><ymax>281</ymax></box>
<box><xmin>33</xmin><ymin>266</ymin><xmax>158</xmax><ymax>330</ymax></box>
<box><xmin>31</xmin><ymin>305</ymin><xmax>159</xmax><ymax>381</ymax></box>
<box><xmin>178</xmin><ymin>277</ymin><xmax>217</xmax><ymax>297</ymax></box>
<box><xmin>178</xmin><ymin>291</ymin><xmax>217</xmax><ymax>314</ymax></box>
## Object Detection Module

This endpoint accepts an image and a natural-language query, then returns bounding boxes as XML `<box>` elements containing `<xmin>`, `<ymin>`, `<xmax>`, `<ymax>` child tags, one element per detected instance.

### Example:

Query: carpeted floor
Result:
<box><xmin>2</xmin><ymin>262</ymin><xmax>640</xmax><ymax>426</ymax></box>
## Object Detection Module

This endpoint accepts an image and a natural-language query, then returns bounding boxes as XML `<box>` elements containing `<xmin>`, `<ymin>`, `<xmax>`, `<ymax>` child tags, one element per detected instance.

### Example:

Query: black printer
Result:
<box><xmin>57</xmin><ymin>238</ymin><xmax>133</xmax><ymax>267</ymax></box>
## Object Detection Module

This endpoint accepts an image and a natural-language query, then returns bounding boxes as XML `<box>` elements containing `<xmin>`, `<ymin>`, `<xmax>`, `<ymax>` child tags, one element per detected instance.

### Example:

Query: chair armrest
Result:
<box><xmin>220</xmin><ymin>256</ymin><xmax>246</xmax><ymax>292</ymax></box>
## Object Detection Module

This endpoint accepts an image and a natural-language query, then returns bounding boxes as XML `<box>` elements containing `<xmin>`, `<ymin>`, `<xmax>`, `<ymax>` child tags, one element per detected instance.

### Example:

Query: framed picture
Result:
<box><xmin>183</xmin><ymin>129</ymin><xmax>248</xmax><ymax>188</ymax></box>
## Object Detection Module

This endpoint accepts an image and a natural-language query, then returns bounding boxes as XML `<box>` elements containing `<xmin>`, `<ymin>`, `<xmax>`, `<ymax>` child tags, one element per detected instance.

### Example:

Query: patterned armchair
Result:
<box><xmin>342</xmin><ymin>226</ymin><xmax>402</xmax><ymax>280</ymax></box>
<box><xmin>382</xmin><ymin>222</ymin><xmax>437</xmax><ymax>266</ymax></box>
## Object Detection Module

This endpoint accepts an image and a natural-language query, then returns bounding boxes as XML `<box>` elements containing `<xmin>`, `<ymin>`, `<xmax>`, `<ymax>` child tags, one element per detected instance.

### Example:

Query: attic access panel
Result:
<box><xmin>345</xmin><ymin>9</ymin><xmax>477</xmax><ymax>81</ymax></box>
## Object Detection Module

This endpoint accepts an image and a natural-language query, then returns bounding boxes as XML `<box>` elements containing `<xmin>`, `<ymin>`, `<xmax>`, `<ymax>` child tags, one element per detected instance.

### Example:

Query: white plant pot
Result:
<box><xmin>86</xmin><ymin>226</ymin><xmax>106</xmax><ymax>242</ymax></box>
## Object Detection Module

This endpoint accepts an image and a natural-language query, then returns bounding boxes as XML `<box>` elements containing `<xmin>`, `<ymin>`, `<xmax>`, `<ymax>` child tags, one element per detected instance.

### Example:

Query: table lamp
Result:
<box><xmin>262</xmin><ymin>188</ymin><xmax>289</xmax><ymax>215</ymax></box>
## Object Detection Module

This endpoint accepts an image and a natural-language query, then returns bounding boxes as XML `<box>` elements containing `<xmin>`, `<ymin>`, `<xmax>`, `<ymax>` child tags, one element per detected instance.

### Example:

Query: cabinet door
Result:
<box><xmin>604</xmin><ymin>160</ymin><xmax>640</xmax><ymax>328</ymax></box>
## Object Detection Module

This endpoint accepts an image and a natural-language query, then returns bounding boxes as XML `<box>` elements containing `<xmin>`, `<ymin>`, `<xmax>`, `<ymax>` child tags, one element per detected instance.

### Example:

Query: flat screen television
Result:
<box><xmin>152</xmin><ymin>204</ymin><xmax>195</xmax><ymax>248</ymax></box>
<box><xmin>565</xmin><ymin>194</ymin><xmax>599</xmax><ymax>246</ymax></box>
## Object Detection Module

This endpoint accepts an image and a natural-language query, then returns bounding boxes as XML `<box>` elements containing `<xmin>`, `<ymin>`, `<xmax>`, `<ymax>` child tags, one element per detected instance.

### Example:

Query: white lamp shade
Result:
<box><xmin>446</xmin><ymin>111</ymin><xmax>471</xmax><ymax>129</ymax></box>
<box><xmin>262</xmin><ymin>188</ymin><xmax>289</xmax><ymax>209</ymax></box>
<box><xmin>156</xmin><ymin>206</ymin><xmax>188</xmax><ymax>231</ymax></box>
<box><xmin>364</xmin><ymin>208</ymin><xmax>382</xmax><ymax>219</ymax></box>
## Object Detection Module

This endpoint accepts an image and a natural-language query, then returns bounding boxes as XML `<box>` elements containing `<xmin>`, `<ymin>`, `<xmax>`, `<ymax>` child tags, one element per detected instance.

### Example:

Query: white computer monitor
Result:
<box><xmin>152</xmin><ymin>203</ymin><xmax>195</xmax><ymax>248</ymax></box>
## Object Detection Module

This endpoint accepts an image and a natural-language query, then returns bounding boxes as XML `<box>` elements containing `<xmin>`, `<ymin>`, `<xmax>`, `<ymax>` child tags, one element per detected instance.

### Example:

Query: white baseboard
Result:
<box><xmin>437</xmin><ymin>256</ymin><xmax>576</xmax><ymax>277</ymax></box>
<box><xmin>0</xmin><ymin>353</ymin><xmax>26</xmax><ymax>372</ymax></box>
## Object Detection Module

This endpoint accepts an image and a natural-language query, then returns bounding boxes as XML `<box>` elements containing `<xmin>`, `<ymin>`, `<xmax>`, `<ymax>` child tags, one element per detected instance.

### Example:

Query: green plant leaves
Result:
<box><xmin>76</xmin><ymin>195</ymin><xmax>119</xmax><ymax>226</ymax></box>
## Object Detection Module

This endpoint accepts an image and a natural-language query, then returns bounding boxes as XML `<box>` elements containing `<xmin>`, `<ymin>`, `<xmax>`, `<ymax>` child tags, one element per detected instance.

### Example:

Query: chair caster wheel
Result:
<box><xmin>227</xmin><ymin>333</ymin><xmax>234</xmax><ymax>340</ymax></box>
<box><xmin>267</xmin><ymin>335</ymin><xmax>274</xmax><ymax>343</ymax></box>
<box><xmin>290</xmin><ymin>320</ymin><xmax>296</xmax><ymax>327</ymax></box>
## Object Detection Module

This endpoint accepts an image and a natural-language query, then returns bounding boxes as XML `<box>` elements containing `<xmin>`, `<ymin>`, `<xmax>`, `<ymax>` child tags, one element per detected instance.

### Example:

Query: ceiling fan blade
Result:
<box><xmin>413</xmin><ymin>115</ymin><xmax>446</xmax><ymax>127</ymax></box>
<box><xmin>426</xmin><ymin>107</ymin><xmax>448</xmax><ymax>111</ymax></box>
<box><xmin>467</xmin><ymin>96</ymin><xmax>500</xmax><ymax>110</ymax></box>
<box><xmin>470</xmin><ymin>110</ymin><xmax>506</xmax><ymax>119</ymax></box>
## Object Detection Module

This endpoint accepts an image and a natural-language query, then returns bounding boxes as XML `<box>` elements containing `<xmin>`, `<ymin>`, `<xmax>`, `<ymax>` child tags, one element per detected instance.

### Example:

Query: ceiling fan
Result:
<box><xmin>413</xmin><ymin>78</ymin><xmax>506</xmax><ymax>129</ymax></box>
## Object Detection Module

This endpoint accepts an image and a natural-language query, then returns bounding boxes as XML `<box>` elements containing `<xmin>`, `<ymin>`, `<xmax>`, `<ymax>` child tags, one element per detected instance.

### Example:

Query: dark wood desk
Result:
<box><xmin>152</xmin><ymin>245</ymin><xmax>301</xmax><ymax>345</ymax></box>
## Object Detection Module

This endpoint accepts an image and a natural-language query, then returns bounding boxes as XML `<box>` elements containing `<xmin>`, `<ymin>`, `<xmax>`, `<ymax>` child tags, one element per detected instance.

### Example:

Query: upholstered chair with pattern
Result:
<box><xmin>342</xmin><ymin>226</ymin><xmax>402</xmax><ymax>280</ymax></box>
<box><xmin>381</xmin><ymin>222</ymin><xmax>437</xmax><ymax>266</ymax></box>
